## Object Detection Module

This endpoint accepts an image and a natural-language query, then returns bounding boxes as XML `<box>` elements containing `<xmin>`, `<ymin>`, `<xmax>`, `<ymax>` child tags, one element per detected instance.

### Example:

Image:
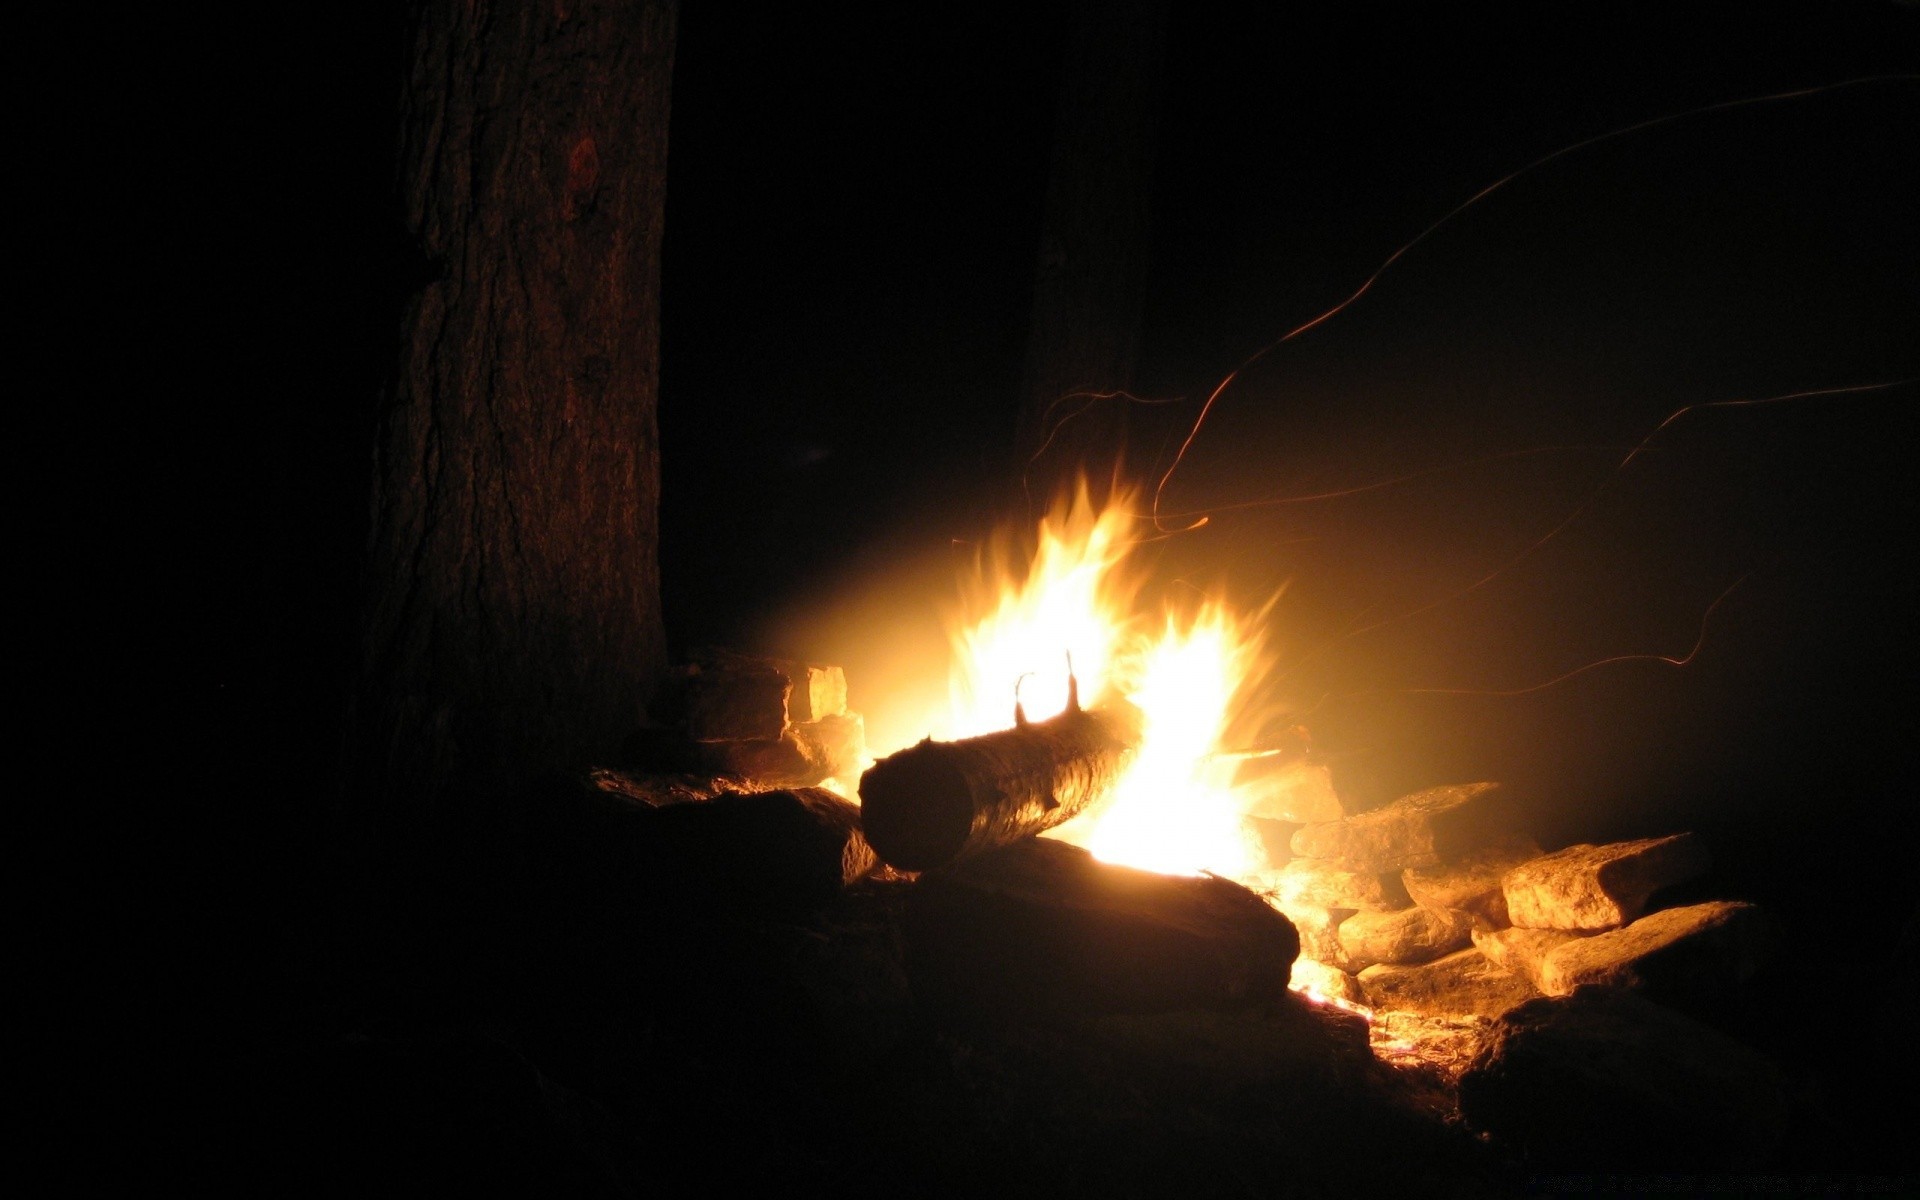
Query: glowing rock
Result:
<box><xmin>1402</xmin><ymin>833</ymin><xmax>1542</xmax><ymax>927</ymax></box>
<box><xmin>1502</xmin><ymin>833</ymin><xmax>1710</xmax><ymax>932</ymax></box>
<box><xmin>1539</xmin><ymin>900</ymin><xmax>1768</xmax><ymax>1008</ymax></box>
<box><xmin>1290</xmin><ymin>782</ymin><xmax>1507</xmax><ymax>872</ymax></box>
<box><xmin>1357</xmin><ymin>948</ymin><xmax>1540</xmax><ymax>1019</ymax></box>
<box><xmin>1338</xmin><ymin>904</ymin><xmax>1473</xmax><ymax>969</ymax></box>
<box><xmin>1271</xmin><ymin>856</ymin><xmax>1412</xmax><ymax>912</ymax></box>
<box><xmin>1471</xmin><ymin>926</ymin><xmax>1587</xmax><ymax>992</ymax></box>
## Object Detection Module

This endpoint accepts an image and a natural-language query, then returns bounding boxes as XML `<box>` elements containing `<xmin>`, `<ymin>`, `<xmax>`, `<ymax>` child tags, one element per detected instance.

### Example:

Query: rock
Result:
<box><xmin>1244</xmin><ymin>816</ymin><xmax>1302</xmax><ymax>867</ymax></box>
<box><xmin>1289</xmin><ymin>956</ymin><xmax>1367</xmax><ymax>1007</ymax></box>
<box><xmin>1271</xmin><ymin>856</ymin><xmax>1411</xmax><ymax>912</ymax></box>
<box><xmin>1290</xmin><ymin>782</ymin><xmax>1507</xmax><ymax>872</ymax></box>
<box><xmin>1471</xmin><ymin>926</ymin><xmax>1587</xmax><ymax>992</ymax></box>
<box><xmin>1268</xmin><ymin>900</ymin><xmax>1355</xmax><ymax>971</ymax></box>
<box><xmin>905</xmin><ymin>838</ymin><xmax>1300</xmax><ymax>1021</ymax></box>
<box><xmin>1237</xmin><ymin>756</ymin><xmax>1349</xmax><ymax>824</ymax></box>
<box><xmin>1402</xmin><ymin>833</ymin><xmax>1541</xmax><ymax>927</ymax></box>
<box><xmin>1457</xmin><ymin>986</ymin><xmax>1788</xmax><ymax>1170</ymax></box>
<box><xmin>1540</xmin><ymin>900</ymin><xmax>1768</xmax><ymax>1009</ymax></box>
<box><xmin>1339</xmin><ymin>905</ymin><xmax>1472</xmax><ymax>969</ymax></box>
<box><xmin>1357</xmin><ymin>949</ymin><xmax>1540</xmax><ymax>1019</ymax></box>
<box><xmin>1503</xmin><ymin>833</ymin><xmax>1711</xmax><ymax>931</ymax></box>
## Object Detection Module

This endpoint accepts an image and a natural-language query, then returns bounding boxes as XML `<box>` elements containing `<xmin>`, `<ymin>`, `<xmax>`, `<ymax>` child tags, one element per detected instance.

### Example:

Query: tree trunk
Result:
<box><xmin>1014</xmin><ymin>0</ymin><xmax>1168</xmax><ymax>505</ymax></box>
<box><xmin>355</xmin><ymin>0</ymin><xmax>676</xmax><ymax>807</ymax></box>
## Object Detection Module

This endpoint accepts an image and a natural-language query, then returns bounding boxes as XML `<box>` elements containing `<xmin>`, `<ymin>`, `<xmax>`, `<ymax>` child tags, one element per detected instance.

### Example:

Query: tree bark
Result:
<box><xmin>1014</xmin><ymin>0</ymin><xmax>1168</xmax><ymax>504</ymax></box>
<box><xmin>355</xmin><ymin>0</ymin><xmax>676</xmax><ymax>807</ymax></box>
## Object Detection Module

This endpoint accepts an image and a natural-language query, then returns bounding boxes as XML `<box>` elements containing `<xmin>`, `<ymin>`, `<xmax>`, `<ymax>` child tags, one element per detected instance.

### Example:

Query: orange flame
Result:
<box><xmin>941</xmin><ymin>483</ymin><xmax>1276</xmax><ymax>879</ymax></box>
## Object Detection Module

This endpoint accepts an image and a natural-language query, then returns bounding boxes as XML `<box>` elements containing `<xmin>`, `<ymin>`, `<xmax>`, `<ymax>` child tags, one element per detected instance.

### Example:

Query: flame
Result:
<box><xmin>945</xmin><ymin>486</ymin><xmax>1140</xmax><ymax>737</ymax></box>
<box><xmin>942</xmin><ymin>482</ymin><xmax>1274</xmax><ymax>879</ymax></box>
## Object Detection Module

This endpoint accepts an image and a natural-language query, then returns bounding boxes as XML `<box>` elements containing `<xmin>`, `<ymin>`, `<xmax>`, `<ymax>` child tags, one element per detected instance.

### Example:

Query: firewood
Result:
<box><xmin>905</xmin><ymin>837</ymin><xmax>1300</xmax><ymax>1020</ymax></box>
<box><xmin>858</xmin><ymin>703</ymin><xmax>1142</xmax><ymax>872</ymax></box>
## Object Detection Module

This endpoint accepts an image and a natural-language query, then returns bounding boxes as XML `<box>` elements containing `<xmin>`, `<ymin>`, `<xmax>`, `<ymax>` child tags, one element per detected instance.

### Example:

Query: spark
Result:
<box><xmin>1145</xmin><ymin>74</ymin><xmax>1920</xmax><ymax>531</ymax></box>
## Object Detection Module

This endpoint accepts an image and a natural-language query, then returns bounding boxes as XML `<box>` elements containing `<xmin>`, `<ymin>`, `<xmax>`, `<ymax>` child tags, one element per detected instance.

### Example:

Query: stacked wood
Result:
<box><xmin>859</xmin><ymin>703</ymin><xmax>1141</xmax><ymax>872</ymax></box>
<box><xmin>630</xmin><ymin>648</ymin><xmax>866</xmax><ymax>788</ymax></box>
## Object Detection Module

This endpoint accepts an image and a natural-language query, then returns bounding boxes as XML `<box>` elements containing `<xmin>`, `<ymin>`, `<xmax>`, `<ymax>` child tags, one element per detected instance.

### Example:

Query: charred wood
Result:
<box><xmin>905</xmin><ymin>837</ymin><xmax>1300</xmax><ymax>1021</ymax></box>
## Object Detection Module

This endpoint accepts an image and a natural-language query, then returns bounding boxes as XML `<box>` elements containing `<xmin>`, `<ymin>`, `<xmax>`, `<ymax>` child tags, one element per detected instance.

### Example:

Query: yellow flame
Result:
<box><xmin>945</xmin><ymin>485</ymin><xmax>1140</xmax><ymax>736</ymax></box>
<box><xmin>944</xmin><ymin>482</ymin><xmax>1274</xmax><ymax>878</ymax></box>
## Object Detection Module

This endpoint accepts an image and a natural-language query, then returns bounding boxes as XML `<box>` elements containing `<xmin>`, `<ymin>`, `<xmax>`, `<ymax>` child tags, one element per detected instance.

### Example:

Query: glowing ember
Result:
<box><xmin>940</xmin><ymin>483</ymin><xmax>1274</xmax><ymax>879</ymax></box>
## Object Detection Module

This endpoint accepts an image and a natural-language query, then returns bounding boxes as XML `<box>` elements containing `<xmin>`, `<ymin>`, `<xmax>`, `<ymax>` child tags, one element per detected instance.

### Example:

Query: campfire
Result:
<box><xmin>603</xmin><ymin>480</ymin><xmax>1783</xmax><ymax>1175</ymax></box>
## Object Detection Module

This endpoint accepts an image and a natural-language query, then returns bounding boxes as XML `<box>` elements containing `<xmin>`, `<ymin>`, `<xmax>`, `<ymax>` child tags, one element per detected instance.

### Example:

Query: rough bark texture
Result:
<box><xmin>357</xmin><ymin>0</ymin><xmax>676</xmax><ymax>805</ymax></box>
<box><xmin>859</xmin><ymin>705</ymin><xmax>1141</xmax><ymax>872</ymax></box>
<box><xmin>1013</xmin><ymin>0</ymin><xmax>1167</xmax><ymax>497</ymax></box>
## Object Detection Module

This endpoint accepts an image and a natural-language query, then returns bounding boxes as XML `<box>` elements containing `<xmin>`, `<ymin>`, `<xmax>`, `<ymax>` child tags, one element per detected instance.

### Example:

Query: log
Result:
<box><xmin>906</xmin><ymin>837</ymin><xmax>1299</xmax><ymax>1020</ymax></box>
<box><xmin>858</xmin><ymin>703</ymin><xmax>1142</xmax><ymax>872</ymax></box>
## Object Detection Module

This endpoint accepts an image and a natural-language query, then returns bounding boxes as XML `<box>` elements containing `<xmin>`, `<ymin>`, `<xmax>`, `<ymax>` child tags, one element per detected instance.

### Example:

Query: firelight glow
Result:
<box><xmin>943</xmin><ymin>483</ymin><xmax>1271</xmax><ymax>879</ymax></box>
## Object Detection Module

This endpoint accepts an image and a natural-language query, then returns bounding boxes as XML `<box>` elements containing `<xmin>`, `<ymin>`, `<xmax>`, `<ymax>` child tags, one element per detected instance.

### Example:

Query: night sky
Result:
<box><xmin>194</xmin><ymin>0</ymin><xmax>1914</xmax><ymax>1079</ymax></box>
<box><xmin>658</xmin><ymin>1</ymin><xmax>1917</xmax><ymax>905</ymax></box>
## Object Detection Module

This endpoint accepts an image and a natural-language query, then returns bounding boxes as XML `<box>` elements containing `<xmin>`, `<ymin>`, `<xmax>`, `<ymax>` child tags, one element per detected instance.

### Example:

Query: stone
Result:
<box><xmin>1271</xmin><ymin>856</ymin><xmax>1411</xmax><ymax>912</ymax></box>
<box><xmin>1503</xmin><ymin>833</ymin><xmax>1711</xmax><ymax>931</ymax></box>
<box><xmin>1267</xmin><ymin>900</ymin><xmax>1355</xmax><ymax>971</ymax></box>
<box><xmin>1237</xmin><ymin>756</ymin><xmax>1349</xmax><ymax>824</ymax></box>
<box><xmin>1290</xmin><ymin>782</ymin><xmax>1506</xmax><ymax>872</ymax></box>
<box><xmin>1457</xmin><ymin>986</ymin><xmax>1787</xmax><ymax>1170</ymax></box>
<box><xmin>1289</xmin><ymin>956</ymin><xmax>1367</xmax><ymax>1007</ymax></box>
<box><xmin>1402</xmin><ymin>833</ymin><xmax>1541</xmax><ymax>926</ymax></box>
<box><xmin>1338</xmin><ymin>904</ymin><xmax>1472</xmax><ymax>969</ymax></box>
<box><xmin>1357</xmin><ymin>949</ymin><xmax>1540</xmax><ymax>1019</ymax></box>
<box><xmin>1540</xmin><ymin>900</ymin><xmax>1768</xmax><ymax>1009</ymax></box>
<box><xmin>1244</xmin><ymin>817</ymin><xmax>1302</xmax><ymax>868</ymax></box>
<box><xmin>1471</xmin><ymin>926</ymin><xmax>1587</xmax><ymax>992</ymax></box>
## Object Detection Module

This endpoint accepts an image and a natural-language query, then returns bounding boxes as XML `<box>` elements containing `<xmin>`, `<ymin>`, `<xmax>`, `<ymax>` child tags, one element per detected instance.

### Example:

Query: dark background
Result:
<box><xmin>175</xmin><ymin>0</ymin><xmax>1915</xmax><ymax>1173</ymax></box>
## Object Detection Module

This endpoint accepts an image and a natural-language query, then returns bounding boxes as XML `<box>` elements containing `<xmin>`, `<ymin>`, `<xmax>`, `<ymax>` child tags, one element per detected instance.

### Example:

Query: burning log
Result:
<box><xmin>858</xmin><ymin>702</ymin><xmax>1142</xmax><ymax>872</ymax></box>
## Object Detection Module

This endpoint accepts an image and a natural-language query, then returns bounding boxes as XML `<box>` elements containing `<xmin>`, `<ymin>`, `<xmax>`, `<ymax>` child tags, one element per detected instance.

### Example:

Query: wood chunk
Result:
<box><xmin>791</xmin><ymin>712</ymin><xmax>866</xmax><ymax>781</ymax></box>
<box><xmin>1236</xmin><ymin>756</ymin><xmax>1349</xmax><ymax>824</ymax></box>
<box><xmin>1540</xmin><ymin>901</ymin><xmax>1768</xmax><ymax>1008</ymax></box>
<box><xmin>1357</xmin><ymin>949</ymin><xmax>1540</xmax><ymax>1019</ymax></box>
<box><xmin>1472</xmin><ymin>926</ymin><xmax>1588</xmax><ymax>992</ymax></box>
<box><xmin>680</xmin><ymin>658</ymin><xmax>791</xmax><ymax>741</ymax></box>
<box><xmin>1271</xmin><ymin>856</ymin><xmax>1411</xmax><ymax>912</ymax></box>
<box><xmin>1290</xmin><ymin>956</ymin><xmax>1367</xmax><ymax>1006</ymax></box>
<box><xmin>1403</xmin><ymin>833</ymin><xmax>1542</xmax><ymax>927</ymax></box>
<box><xmin>1502</xmin><ymin>833</ymin><xmax>1711</xmax><ymax>932</ymax></box>
<box><xmin>785</xmin><ymin>662</ymin><xmax>847</xmax><ymax>723</ymax></box>
<box><xmin>859</xmin><ymin>704</ymin><xmax>1141</xmax><ymax>872</ymax></box>
<box><xmin>1458</xmin><ymin>987</ymin><xmax>1787</xmax><ymax>1171</ymax></box>
<box><xmin>1339</xmin><ymin>905</ymin><xmax>1473</xmax><ymax>969</ymax></box>
<box><xmin>905</xmin><ymin>837</ymin><xmax>1299</xmax><ymax>1021</ymax></box>
<box><xmin>1289</xmin><ymin>782</ymin><xmax>1506</xmax><ymax>872</ymax></box>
